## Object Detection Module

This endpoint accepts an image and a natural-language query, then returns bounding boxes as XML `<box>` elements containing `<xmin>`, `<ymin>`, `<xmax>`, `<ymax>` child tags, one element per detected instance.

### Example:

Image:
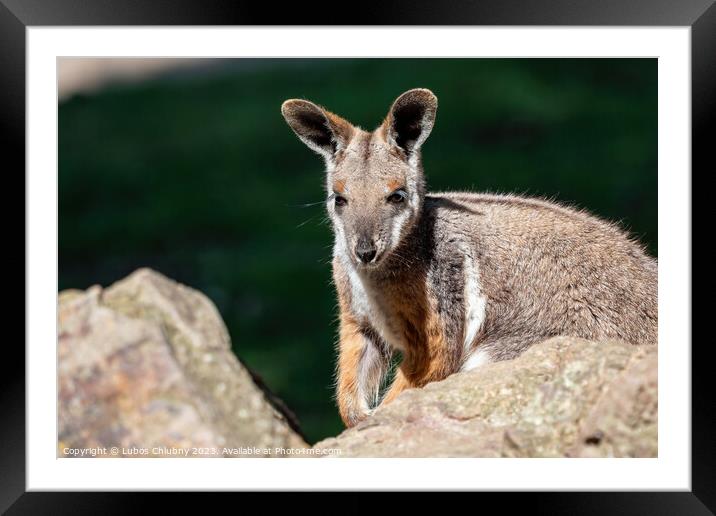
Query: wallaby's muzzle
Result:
<box><xmin>355</xmin><ymin>237</ymin><xmax>378</xmax><ymax>264</ymax></box>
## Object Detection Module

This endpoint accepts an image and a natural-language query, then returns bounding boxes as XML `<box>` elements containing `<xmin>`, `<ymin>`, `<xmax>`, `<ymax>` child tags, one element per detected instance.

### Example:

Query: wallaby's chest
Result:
<box><xmin>346</xmin><ymin>267</ymin><xmax>439</xmax><ymax>353</ymax></box>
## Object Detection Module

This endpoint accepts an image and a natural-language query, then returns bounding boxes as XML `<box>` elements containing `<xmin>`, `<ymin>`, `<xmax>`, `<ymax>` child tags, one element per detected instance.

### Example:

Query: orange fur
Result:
<box><xmin>335</xmin><ymin>264</ymin><xmax>456</xmax><ymax>424</ymax></box>
<box><xmin>391</xmin><ymin>289</ymin><xmax>454</xmax><ymax>388</ymax></box>
<box><xmin>386</xmin><ymin>179</ymin><xmax>402</xmax><ymax>192</ymax></box>
<box><xmin>381</xmin><ymin>368</ymin><xmax>410</xmax><ymax>405</ymax></box>
<box><xmin>283</xmin><ymin>89</ymin><xmax>657</xmax><ymax>431</ymax></box>
<box><xmin>333</xmin><ymin>274</ymin><xmax>382</xmax><ymax>428</ymax></box>
<box><xmin>333</xmin><ymin>179</ymin><xmax>346</xmax><ymax>194</ymax></box>
<box><xmin>336</xmin><ymin>311</ymin><xmax>366</xmax><ymax>427</ymax></box>
<box><xmin>325</xmin><ymin>111</ymin><xmax>354</xmax><ymax>142</ymax></box>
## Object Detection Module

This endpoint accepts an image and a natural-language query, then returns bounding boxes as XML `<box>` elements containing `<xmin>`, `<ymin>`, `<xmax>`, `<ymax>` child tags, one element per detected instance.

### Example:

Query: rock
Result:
<box><xmin>58</xmin><ymin>268</ymin><xmax>657</xmax><ymax>458</ymax></box>
<box><xmin>58</xmin><ymin>268</ymin><xmax>307</xmax><ymax>457</ymax></box>
<box><xmin>568</xmin><ymin>351</ymin><xmax>657</xmax><ymax>458</ymax></box>
<box><xmin>314</xmin><ymin>337</ymin><xmax>656</xmax><ymax>457</ymax></box>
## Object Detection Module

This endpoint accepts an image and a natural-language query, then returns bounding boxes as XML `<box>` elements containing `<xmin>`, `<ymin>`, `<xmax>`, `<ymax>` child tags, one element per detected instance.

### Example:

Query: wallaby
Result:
<box><xmin>281</xmin><ymin>88</ymin><xmax>658</xmax><ymax>428</ymax></box>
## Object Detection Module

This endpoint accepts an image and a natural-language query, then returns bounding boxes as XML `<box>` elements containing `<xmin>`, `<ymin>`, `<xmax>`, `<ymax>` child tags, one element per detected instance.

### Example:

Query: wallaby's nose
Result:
<box><xmin>355</xmin><ymin>241</ymin><xmax>377</xmax><ymax>264</ymax></box>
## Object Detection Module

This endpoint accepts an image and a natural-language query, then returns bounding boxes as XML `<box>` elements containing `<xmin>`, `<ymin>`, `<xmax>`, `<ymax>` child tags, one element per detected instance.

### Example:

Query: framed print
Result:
<box><xmin>3</xmin><ymin>0</ymin><xmax>711</xmax><ymax>510</ymax></box>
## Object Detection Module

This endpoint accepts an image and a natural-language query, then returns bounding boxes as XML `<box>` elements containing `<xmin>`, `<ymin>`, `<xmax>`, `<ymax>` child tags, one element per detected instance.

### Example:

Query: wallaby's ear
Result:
<box><xmin>281</xmin><ymin>99</ymin><xmax>354</xmax><ymax>161</ymax></box>
<box><xmin>384</xmin><ymin>88</ymin><xmax>438</xmax><ymax>155</ymax></box>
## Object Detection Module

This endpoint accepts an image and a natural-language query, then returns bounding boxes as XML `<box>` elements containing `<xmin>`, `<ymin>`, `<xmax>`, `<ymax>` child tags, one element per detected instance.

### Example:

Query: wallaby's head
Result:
<box><xmin>281</xmin><ymin>88</ymin><xmax>437</xmax><ymax>270</ymax></box>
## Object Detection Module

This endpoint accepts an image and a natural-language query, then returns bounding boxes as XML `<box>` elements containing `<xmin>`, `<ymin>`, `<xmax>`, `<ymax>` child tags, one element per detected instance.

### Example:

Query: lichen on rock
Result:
<box><xmin>58</xmin><ymin>268</ymin><xmax>307</xmax><ymax>457</ymax></box>
<box><xmin>59</xmin><ymin>269</ymin><xmax>657</xmax><ymax>459</ymax></box>
<box><xmin>314</xmin><ymin>337</ymin><xmax>657</xmax><ymax>457</ymax></box>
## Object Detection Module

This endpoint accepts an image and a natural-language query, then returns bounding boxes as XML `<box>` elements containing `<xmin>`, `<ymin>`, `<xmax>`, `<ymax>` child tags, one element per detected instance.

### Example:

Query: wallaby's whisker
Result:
<box><xmin>281</xmin><ymin>87</ymin><xmax>657</xmax><ymax>429</ymax></box>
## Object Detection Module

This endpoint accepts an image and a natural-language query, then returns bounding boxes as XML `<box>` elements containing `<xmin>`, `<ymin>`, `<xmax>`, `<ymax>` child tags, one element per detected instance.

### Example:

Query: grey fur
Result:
<box><xmin>282</xmin><ymin>89</ymin><xmax>657</xmax><ymax>419</ymax></box>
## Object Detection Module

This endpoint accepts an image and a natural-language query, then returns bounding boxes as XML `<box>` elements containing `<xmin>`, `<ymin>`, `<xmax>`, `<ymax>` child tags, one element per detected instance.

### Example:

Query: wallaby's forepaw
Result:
<box><xmin>340</xmin><ymin>406</ymin><xmax>375</xmax><ymax>428</ymax></box>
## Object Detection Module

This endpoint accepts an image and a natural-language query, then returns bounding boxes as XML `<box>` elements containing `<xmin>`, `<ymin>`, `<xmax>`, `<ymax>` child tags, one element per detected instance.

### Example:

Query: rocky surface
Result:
<box><xmin>59</xmin><ymin>269</ymin><xmax>657</xmax><ymax>458</ymax></box>
<box><xmin>314</xmin><ymin>337</ymin><xmax>657</xmax><ymax>457</ymax></box>
<box><xmin>58</xmin><ymin>268</ymin><xmax>307</xmax><ymax>457</ymax></box>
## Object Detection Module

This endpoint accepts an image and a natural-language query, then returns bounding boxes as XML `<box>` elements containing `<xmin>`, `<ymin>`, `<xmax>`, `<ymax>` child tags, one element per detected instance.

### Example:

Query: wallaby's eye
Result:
<box><xmin>387</xmin><ymin>190</ymin><xmax>407</xmax><ymax>204</ymax></box>
<box><xmin>334</xmin><ymin>195</ymin><xmax>348</xmax><ymax>207</ymax></box>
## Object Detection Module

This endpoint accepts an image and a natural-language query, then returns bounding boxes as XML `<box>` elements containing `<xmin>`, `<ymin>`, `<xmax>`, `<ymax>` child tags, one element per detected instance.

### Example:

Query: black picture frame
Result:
<box><xmin>3</xmin><ymin>0</ymin><xmax>710</xmax><ymax>511</ymax></box>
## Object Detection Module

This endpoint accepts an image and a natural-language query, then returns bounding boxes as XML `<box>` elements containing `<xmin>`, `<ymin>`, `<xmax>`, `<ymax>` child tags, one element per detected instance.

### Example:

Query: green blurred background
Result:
<box><xmin>58</xmin><ymin>58</ymin><xmax>657</xmax><ymax>443</ymax></box>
